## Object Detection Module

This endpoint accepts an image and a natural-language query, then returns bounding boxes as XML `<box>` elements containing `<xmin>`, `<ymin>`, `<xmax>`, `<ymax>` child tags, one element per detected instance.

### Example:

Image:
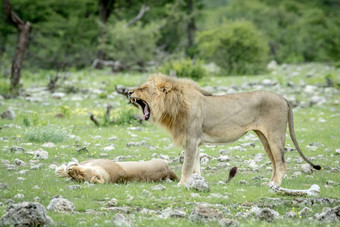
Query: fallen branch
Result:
<box><xmin>91</xmin><ymin>59</ymin><xmax>125</xmax><ymax>72</ymax></box>
<box><xmin>89</xmin><ymin>113</ymin><xmax>100</xmax><ymax>127</ymax></box>
<box><xmin>269</xmin><ymin>182</ymin><xmax>320</xmax><ymax>196</ymax></box>
<box><xmin>127</xmin><ymin>4</ymin><xmax>150</xmax><ymax>27</ymax></box>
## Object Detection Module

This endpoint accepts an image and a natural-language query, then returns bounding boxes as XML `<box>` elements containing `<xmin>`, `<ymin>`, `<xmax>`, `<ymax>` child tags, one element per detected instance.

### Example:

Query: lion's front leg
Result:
<box><xmin>193</xmin><ymin>148</ymin><xmax>201</xmax><ymax>176</ymax></box>
<box><xmin>179</xmin><ymin>139</ymin><xmax>199</xmax><ymax>185</ymax></box>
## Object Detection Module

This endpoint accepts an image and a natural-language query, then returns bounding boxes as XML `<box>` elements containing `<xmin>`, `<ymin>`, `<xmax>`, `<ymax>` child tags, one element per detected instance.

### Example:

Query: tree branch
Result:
<box><xmin>3</xmin><ymin>0</ymin><xmax>24</xmax><ymax>27</ymax></box>
<box><xmin>126</xmin><ymin>4</ymin><xmax>150</xmax><ymax>27</ymax></box>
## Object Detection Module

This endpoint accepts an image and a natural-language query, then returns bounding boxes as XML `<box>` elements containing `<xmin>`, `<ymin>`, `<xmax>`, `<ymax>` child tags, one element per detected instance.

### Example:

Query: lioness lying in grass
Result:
<box><xmin>55</xmin><ymin>159</ymin><xmax>178</xmax><ymax>183</ymax></box>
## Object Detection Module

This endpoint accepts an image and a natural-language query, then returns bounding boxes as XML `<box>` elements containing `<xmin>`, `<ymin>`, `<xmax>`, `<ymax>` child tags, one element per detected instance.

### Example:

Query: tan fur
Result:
<box><xmin>56</xmin><ymin>159</ymin><xmax>178</xmax><ymax>184</ymax></box>
<box><xmin>129</xmin><ymin>74</ymin><xmax>320</xmax><ymax>186</ymax></box>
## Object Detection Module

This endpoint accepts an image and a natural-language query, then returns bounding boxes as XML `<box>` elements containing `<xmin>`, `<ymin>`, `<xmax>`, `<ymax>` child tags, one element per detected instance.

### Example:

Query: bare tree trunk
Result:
<box><xmin>96</xmin><ymin>0</ymin><xmax>115</xmax><ymax>69</ymax></box>
<box><xmin>3</xmin><ymin>0</ymin><xmax>30</xmax><ymax>96</ymax></box>
<box><xmin>187</xmin><ymin>0</ymin><xmax>196</xmax><ymax>51</ymax></box>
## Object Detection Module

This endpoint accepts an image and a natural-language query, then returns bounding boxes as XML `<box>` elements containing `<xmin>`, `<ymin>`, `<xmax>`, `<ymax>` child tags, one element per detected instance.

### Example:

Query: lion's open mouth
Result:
<box><xmin>131</xmin><ymin>98</ymin><xmax>150</xmax><ymax>120</ymax></box>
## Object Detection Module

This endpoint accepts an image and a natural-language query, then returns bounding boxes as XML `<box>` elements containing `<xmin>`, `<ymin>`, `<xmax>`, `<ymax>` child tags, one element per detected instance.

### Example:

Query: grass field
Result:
<box><xmin>0</xmin><ymin>64</ymin><xmax>339</xmax><ymax>226</ymax></box>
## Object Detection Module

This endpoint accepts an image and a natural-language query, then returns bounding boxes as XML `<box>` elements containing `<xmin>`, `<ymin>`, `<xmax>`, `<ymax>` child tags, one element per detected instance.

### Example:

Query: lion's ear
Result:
<box><xmin>161</xmin><ymin>82</ymin><xmax>172</xmax><ymax>93</ymax></box>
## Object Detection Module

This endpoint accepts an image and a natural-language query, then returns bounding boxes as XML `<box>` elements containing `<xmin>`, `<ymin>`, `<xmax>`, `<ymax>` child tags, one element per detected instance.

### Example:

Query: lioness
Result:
<box><xmin>56</xmin><ymin>159</ymin><xmax>178</xmax><ymax>183</ymax></box>
<box><xmin>128</xmin><ymin>73</ymin><xmax>321</xmax><ymax>187</ymax></box>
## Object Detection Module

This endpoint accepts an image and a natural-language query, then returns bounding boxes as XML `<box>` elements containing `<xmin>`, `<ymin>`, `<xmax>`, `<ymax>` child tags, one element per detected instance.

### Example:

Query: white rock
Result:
<box><xmin>42</xmin><ymin>142</ymin><xmax>55</xmax><ymax>148</ymax></box>
<box><xmin>33</xmin><ymin>148</ymin><xmax>48</xmax><ymax>160</ymax></box>
<box><xmin>185</xmin><ymin>174</ymin><xmax>210</xmax><ymax>192</ymax></box>
<box><xmin>301</xmin><ymin>164</ymin><xmax>313</xmax><ymax>174</ymax></box>
<box><xmin>218</xmin><ymin>155</ymin><xmax>230</xmax><ymax>162</ymax></box>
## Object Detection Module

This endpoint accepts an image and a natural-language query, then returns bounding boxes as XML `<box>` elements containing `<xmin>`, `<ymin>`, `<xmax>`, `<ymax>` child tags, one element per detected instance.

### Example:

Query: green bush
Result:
<box><xmin>104</xmin><ymin>21</ymin><xmax>160</xmax><ymax>69</ymax></box>
<box><xmin>158</xmin><ymin>58</ymin><xmax>207</xmax><ymax>80</ymax></box>
<box><xmin>0</xmin><ymin>78</ymin><xmax>10</xmax><ymax>96</ymax></box>
<box><xmin>24</xmin><ymin>125</ymin><xmax>69</xmax><ymax>143</ymax></box>
<box><xmin>197</xmin><ymin>20</ymin><xmax>269</xmax><ymax>75</ymax></box>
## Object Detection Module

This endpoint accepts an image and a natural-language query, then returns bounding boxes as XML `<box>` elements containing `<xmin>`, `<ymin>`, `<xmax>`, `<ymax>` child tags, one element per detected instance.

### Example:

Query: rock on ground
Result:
<box><xmin>190</xmin><ymin>205</ymin><xmax>223</xmax><ymax>223</ymax></box>
<box><xmin>33</xmin><ymin>148</ymin><xmax>48</xmax><ymax>160</ymax></box>
<box><xmin>301</xmin><ymin>164</ymin><xmax>313</xmax><ymax>174</ymax></box>
<box><xmin>112</xmin><ymin>213</ymin><xmax>134</xmax><ymax>227</ymax></box>
<box><xmin>1</xmin><ymin>110</ymin><xmax>15</xmax><ymax>120</ymax></box>
<box><xmin>314</xmin><ymin>206</ymin><xmax>340</xmax><ymax>223</ymax></box>
<box><xmin>47</xmin><ymin>195</ymin><xmax>75</xmax><ymax>212</ymax></box>
<box><xmin>249</xmin><ymin>207</ymin><xmax>280</xmax><ymax>222</ymax></box>
<box><xmin>185</xmin><ymin>174</ymin><xmax>210</xmax><ymax>192</ymax></box>
<box><xmin>0</xmin><ymin>202</ymin><xmax>53</xmax><ymax>226</ymax></box>
<box><xmin>219</xmin><ymin>218</ymin><xmax>239</xmax><ymax>226</ymax></box>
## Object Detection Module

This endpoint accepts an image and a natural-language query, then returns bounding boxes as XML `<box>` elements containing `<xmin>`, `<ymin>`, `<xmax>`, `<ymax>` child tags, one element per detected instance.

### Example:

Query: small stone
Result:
<box><xmin>335</xmin><ymin>148</ymin><xmax>340</xmax><ymax>155</ymax></box>
<box><xmin>10</xmin><ymin>146</ymin><xmax>25</xmax><ymax>153</ymax></box>
<box><xmin>14</xmin><ymin>159</ymin><xmax>25</xmax><ymax>166</ymax></box>
<box><xmin>42</xmin><ymin>142</ymin><xmax>55</xmax><ymax>148</ymax></box>
<box><xmin>33</xmin><ymin>148</ymin><xmax>48</xmax><ymax>160</ymax></box>
<box><xmin>142</xmin><ymin>190</ymin><xmax>152</xmax><ymax>196</ymax></box>
<box><xmin>0</xmin><ymin>202</ymin><xmax>53</xmax><ymax>226</ymax></box>
<box><xmin>218</xmin><ymin>155</ymin><xmax>230</xmax><ymax>162</ymax></box>
<box><xmin>159</xmin><ymin>154</ymin><xmax>170</xmax><ymax>160</ymax></box>
<box><xmin>1</xmin><ymin>110</ymin><xmax>15</xmax><ymax>120</ymax></box>
<box><xmin>52</xmin><ymin>92</ymin><xmax>65</xmax><ymax>99</ymax></box>
<box><xmin>189</xmin><ymin>205</ymin><xmax>223</xmax><ymax>223</ymax></box>
<box><xmin>33</xmin><ymin>185</ymin><xmax>40</xmax><ymax>190</ymax></box>
<box><xmin>219</xmin><ymin>218</ymin><xmax>239</xmax><ymax>226</ymax></box>
<box><xmin>238</xmin><ymin>180</ymin><xmax>249</xmax><ymax>185</ymax></box>
<box><xmin>102</xmin><ymin>145</ymin><xmax>115</xmax><ymax>151</ymax></box>
<box><xmin>284</xmin><ymin>211</ymin><xmax>296</xmax><ymax>218</ymax></box>
<box><xmin>13</xmin><ymin>194</ymin><xmax>24</xmax><ymax>199</ymax></box>
<box><xmin>47</xmin><ymin>195</ymin><xmax>75</xmax><ymax>213</ymax></box>
<box><xmin>34</xmin><ymin>196</ymin><xmax>40</xmax><ymax>202</ymax></box>
<box><xmin>107</xmin><ymin>198</ymin><xmax>118</xmax><ymax>207</ymax></box>
<box><xmin>201</xmin><ymin>157</ymin><xmax>210</xmax><ymax>165</ymax></box>
<box><xmin>191</xmin><ymin>193</ymin><xmax>200</xmax><ymax>198</ymax></box>
<box><xmin>291</xmin><ymin>171</ymin><xmax>302</xmax><ymax>178</ymax></box>
<box><xmin>126</xmin><ymin>195</ymin><xmax>134</xmax><ymax>202</ymax></box>
<box><xmin>151</xmin><ymin>184</ymin><xmax>166</xmax><ymax>191</ymax></box>
<box><xmin>314</xmin><ymin>205</ymin><xmax>340</xmax><ymax>223</ymax></box>
<box><xmin>254</xmin><ymin>153</ymin><xmax>264</xmax><ymax>162</ymax></box>
<box><xmin>0</xmin><ymin>183</ymin><xmax>9</xmax><ymax>190</ymax></box>
<box><xmin>76</xmin><ymin>146</ymin><xmax>88</xmax><ymax>153</ymax></box>
<box><xmin>256</xmin><ymin>208</ymin><xmax>279</xmax><ymax>222</ymax></box>
<box><xmin>185</xmin><ymin>174</ymin><xmax>210</xmax><ymax>192</ymax></box>
<box><xmin>299</xmin><ymin>207</ymin><xmax>313</xmax><ymax>217</ymax></box>
<box><xmin>67</xmin><ymin>185</ymin><xmax>81</xmax><ymax>190</ymax></box>
<box><xmin>219</xmin><ymin>149</ymin><xmax>231</xmax><ymax>155</ymax></box>
<box><xmin>326</xmin><ymin>180</ymin><xmax>339</xmax><ymax>186</ymax></box>
<box><xmin>112</xmin><ymin>213</ymin><xmax>133</xmax><ymax>227</ymax></box>
<box><xmin>301</xmin><ymin>164</ymin><xmax>313</xmax><ymax>174</ymax></box>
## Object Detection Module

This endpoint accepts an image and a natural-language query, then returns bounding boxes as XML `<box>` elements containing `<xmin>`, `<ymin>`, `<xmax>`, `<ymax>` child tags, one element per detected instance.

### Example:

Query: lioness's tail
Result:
<box><xmin>168</xmin><ymin>169</ymin><xmax>179</xmax><ymax>181</ymax></box>
<box><xmin>287</xmin><ymin>101</ymin><xmax>321</xmax><ymax>170</ymax></box>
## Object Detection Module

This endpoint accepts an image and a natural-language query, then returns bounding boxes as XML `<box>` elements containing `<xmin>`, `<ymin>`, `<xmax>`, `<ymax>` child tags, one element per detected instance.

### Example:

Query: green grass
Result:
<box><xmin>0</xmin><ymin>64</ymin><xmax>340</xmax><ymax>226</ymax></box>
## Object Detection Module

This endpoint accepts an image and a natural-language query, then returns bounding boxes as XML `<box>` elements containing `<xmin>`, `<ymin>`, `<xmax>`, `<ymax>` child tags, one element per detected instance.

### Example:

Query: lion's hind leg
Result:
<box><xmin>254</xmin><ymin>130</ymin><xmax>276</xmax><ymax>183</ymax></box>
<box><xmin>266</xmin><ymin>132</ymin><xmax>287</xmax><ymax>186</ymax></box>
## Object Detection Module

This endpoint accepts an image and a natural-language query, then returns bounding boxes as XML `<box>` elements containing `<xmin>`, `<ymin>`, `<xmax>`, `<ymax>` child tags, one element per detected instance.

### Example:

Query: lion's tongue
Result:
<box><xmin>143</xmin><ymin>105</ymin><xmax>149</xmax><ymax>120</ymax></box>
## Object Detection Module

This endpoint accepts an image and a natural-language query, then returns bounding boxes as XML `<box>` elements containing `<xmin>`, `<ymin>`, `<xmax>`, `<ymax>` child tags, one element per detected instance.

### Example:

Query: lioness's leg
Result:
<box><xmin>179</xmin><ymin>139</ymin><xmax>199</xmax><ymax>185</ymax></box>
<box><xmin>267</xmin><ymin>134</ymin><xmax>287</xmax><ymax>186</ymax></box>
<box><xmin>254</xmin><ymin>130</ymin><xmax>276</xmax><ymax>182</ymax></box>
<box><xmin>67</xmin><ymin>166</ymin><xmax>85</xmax><ymax>182</ymax></box>
<box><xmin>193</xmin><ymin>149</ymin><xmax>201</xmax><ymax>176</ymax></box>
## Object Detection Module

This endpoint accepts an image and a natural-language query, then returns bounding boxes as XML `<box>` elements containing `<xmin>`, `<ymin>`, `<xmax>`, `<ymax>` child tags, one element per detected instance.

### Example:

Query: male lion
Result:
<box><xmin>56</xmin><ymin>159</ymin><xmax>178</xmax><ymax>183</ymax></box>
<box><xmin>128</xmin><ymin>73</ymin><xmax>321</xmax><ymax>187</ymax></box>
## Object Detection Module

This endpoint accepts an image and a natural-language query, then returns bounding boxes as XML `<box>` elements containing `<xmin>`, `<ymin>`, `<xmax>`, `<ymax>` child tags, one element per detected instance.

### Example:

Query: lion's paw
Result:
<box><xmin>67</xmin><ymin>166</ymin><xmax>85</xmax><ymax>181</ymax></box>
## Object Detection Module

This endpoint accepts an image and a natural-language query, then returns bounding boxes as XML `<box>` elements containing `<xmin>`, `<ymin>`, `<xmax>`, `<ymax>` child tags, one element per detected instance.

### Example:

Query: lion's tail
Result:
<box><xmin>287</xmin><ymin>100</ymin><xmax>321</xmax><ymax>170</ymax></box>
